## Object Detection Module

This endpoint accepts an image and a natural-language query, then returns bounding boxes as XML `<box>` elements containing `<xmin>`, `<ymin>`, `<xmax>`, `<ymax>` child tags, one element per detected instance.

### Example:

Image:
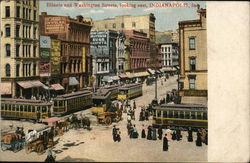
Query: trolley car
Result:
<box><xmin>53</xmin><ymin>90</ymin><xmax>92</xmax><ymax>116</ymax></box>
<box><xmin>103</xmin><ymin>85</ymin><xmax>119</xmax><ymax>100</ymax></box>
<box><xmin>91</xmin><ymin>89</ymin><xmax>111</xmax><ymax>115</ymax></box>
<box><xmin>1</xmin><ymin>98</ymin><xmax>52</xmax><ymax>121</ymax></box>
<box><xmin>152</xmin><ymin>104</ymin><xmax>207</xmax><ymax>129</ymax></box>
<box><xmin>117</xmin><ymin>83</ymin><xmax>142</xmax><ymax>100</ymax></box>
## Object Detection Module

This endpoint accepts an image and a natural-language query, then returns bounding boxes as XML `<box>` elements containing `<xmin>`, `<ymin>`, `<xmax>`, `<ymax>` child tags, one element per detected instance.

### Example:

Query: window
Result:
<box><xmin>185</xmin><ymin>112</ymin><xmax>190</xmax><ymax>119</ymax></box>
<box><xmin>28</xmin><ymin>9</ymin><xmax>31</xmax><ymax>20</ymax></box>
<box><xmin>16</xmin><ymin>6</ymin><xmax>20</xmax><ymax>18</ymax></box>
<box><xmin>121</xmin><ymin>23</ymin><xmax>124</xmax><ymax>28</ymax></box>
<box><xmin>169</xmin><ymin>111</ymin><xmax>173</xmax><ymax>118</ymax></box>
<box><xmin>33</xmin><ymin>27</ymin><xmax>36</xmax><ymax>39</ymax></box>
<box><xmin>174</xmin><ymin>111</ymin><xmax>178</xmax><ymax>118</ymax></box>
<box><xmin>180</xmin><ymin>111</ymin><xmax>184</xmax><ymax>119</ymax></box>
<box><xmin>163</xmin><ymin>111</ymin><xmax>167</xmax><ymax>118</ymax></box>
<box><xmin>16</xmin><ymin>24</ymin><xmax>20</xmax><ymax>37</ymax></box>
<box><xmin>33</xmin><ymin>46</ymin><xmax>36</xmax><ymax>57</ymax></box>
<box><xmin>157</xmin><ymin>111</ymin><xmax>161</xmax><ymax>118</ymax></box>
<box><xmin>132</xmin><ymin>22</ymin><xmax>136</xmax><ymax>27</ymax></box>
<box><xmin>189</xmin><ymin>37</ymin><xmax>196</xmax><ymax>50</ymax></box>
<box><xmin>16</xmin><ymin>44</ymin><xmax>20</xmax><ymax>57</ymax></box>
<box><xmin>189</xmin><ymin>78</ymin><xmax>195</xmax><ymax>89</ymax></box>
<box><xmin>26</xmin><ymin>8</ymin><xmax>28</xmax><ymax>19</ymax></box>
<box><xmin>23</xmin><ymin>7</ymin><xmax>25</xmax><ymax>19</ymax></box>
<box><xmin>190</xmin><ymin>57</ymin><xmax>196</xmax><ymax>71</ymax></box>
<box><xmin>203</xmin><ymin>112</ymin><xmax>207</xmax><ymax>120</ymax></box>
<box><xmin>197</xmin><ymin>112</ymin><xmax>202</xmax><ymax>120</ymax></box>
<box><xmin>6</xmin><ymin>44</ymin><xmax>11</xmax><ymax>57</ymax></box>
<box><xmin>16</xmin><ymin>64</ymin><xmax>20</xmax><ymax>77</ymax></box>
<box><xmin>33</xmin><ymin>64</ymin><xmax>36</xmax><ymax>76</ymax></box>
<box><xmin>33</xmin><ymin>10</ymin><xmax>36</xmax><ymax>20</ymax></box>
<box><xmin>104</xmin><ymin>24</ymin><xmax>107</xmax><ymax>29</ymax></box>
<box><xmin>5</xmin><ymin>64</ymin><xmax>11</xmax><ymax>77</ymax></box>
<box><xmin>5</xmin><ymin>6</ymin><xmax>10</xmax><ymax>17</ymax></box>
<box><xmin>33</xmin><ymin>0</ymin><xmax>36</xmax><ymax>7</ymax></box>
<box><xmin>5</xmin><ymin>24</ymin><xmax>11</xmax><ymax>37</ymax></box>
<box><xmin>112</xmin><ymin>23</ymin><xmax>116</xmax><ymax>28</ymax></box>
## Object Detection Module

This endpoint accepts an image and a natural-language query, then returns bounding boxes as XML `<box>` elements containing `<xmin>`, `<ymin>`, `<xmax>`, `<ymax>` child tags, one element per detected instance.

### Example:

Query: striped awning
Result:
<box><xmin>134</xmin><ymin>71</ymin><xmax>150</xmax><ymax>77</ymax></box>
<box><xmin>111</xmin><ymin>76</ymin><xmax>120</xmax><ymax>81</ymax></box>
<box><xmin>119</xmin><ymin>73</ymin><xmax>128</xmax><ymax>78</ymax></box>
<box><xmin>0</xmin><ymin>82</ymin><xmax>11</xmax><ymax>95</ymax></box>
<box><xmin>126</xmin><ymin>72</ymin><xmax>136</xmax><ymax>78</ymax></box>
<box><xmin>17</xmin><ymin>80</ymin><xmax>45</xmax><ymax>89</ymax></box>
<box><xmin>69</xmin><ymin>77</ymin><xmax>79</xmax><ymax>86</ymax></box>
<box><xmin>50</xmin><ymin>84</ymin><xmax>64</xmax><ymax>91</ymax></box>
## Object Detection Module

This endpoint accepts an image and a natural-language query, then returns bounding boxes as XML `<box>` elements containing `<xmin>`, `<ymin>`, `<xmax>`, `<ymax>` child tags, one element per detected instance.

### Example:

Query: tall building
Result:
<box><xmin>39</xmin><ymin>13</ymin><xmax>92</xmax><ymax>92</ymax></box>
<box><xmin>160</xmin><ymin>43</ymin><xmax>179</xmax><ymax>67</ymax></box>
<box><xmin>93</xmin><ymin>14</ymin><xmax>157</xmax><ymax>67</ymax></box>
<box><xmin>178</xmin><ymin>8</ymin><xmax>207</xmax><ymax>102</ymax></box>
<box><xmin>0</xmin><ymin>0</ymin><xmax>40</xmax><ymax>98</ymax></box>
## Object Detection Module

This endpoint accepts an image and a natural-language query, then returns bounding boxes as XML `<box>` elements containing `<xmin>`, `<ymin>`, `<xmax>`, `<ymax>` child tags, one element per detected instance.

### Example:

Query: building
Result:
<box><xmin>39</xmin><ymin>13</ymin><xmax>92</xmax><ymax>92</ymax></box>
<box><xmin>116</xmin><ymin>32</ymin><xmax>126</xmax><ymax>75</ymax></box>
<box><xmin>0</xmin><ymin>0</ymin><xmax>41</xmax><ymax>98</ymax></box>
<box><xmin>178</xmin><ymin>8</ymin><xmax>207</xmax><ymax>100</ymax></box>
<box><xmin>92</xmin><ymin>14</ymin><xmax>157</xmax><ymax>67</ymax></box>
<box><xmin>160</xmin><ymin>43</ymin><xmax>179</xmax><ymax>67</ymax></box>
<box><xmin>123</xmin><ymin>30</ymin><xmax>150</xmax><ymax>73</ymax></box>
<box><xmin>90</xmin><ymin>30</ymin><xmax>122</xmax><ymax>88</ymax></box>
<box><xmin>155</xmin><ymin>30</ymin><xmax>179</xmax><ymax>44</ymax></box>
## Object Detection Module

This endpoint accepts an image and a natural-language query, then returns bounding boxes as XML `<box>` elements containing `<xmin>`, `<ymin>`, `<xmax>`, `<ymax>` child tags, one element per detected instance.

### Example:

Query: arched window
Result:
<box><xmin>6</xmin><ymin>44</ymin><xmax>11</xmax><ymax>57</ymax></box>
<box><xmin>5</xmin><ymin>24</ymin><xmax>11</xmax><ymax>37</ymax></box>
<box><xmin>6</xmin><ymin>64</ymin><xmax>11</xmax><ymax>77</ymax></box>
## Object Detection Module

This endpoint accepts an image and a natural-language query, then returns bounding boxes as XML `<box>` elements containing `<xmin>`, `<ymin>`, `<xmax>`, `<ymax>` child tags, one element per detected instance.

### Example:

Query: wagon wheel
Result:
<box><xmin>25</xmin><ymin>145</ymin><xmax>32</xmax><ymax>154</ymax></box>
<box><xmin>1</xmin><ymin>143</ymin><xmax>7</xmax><ymax>151</ymax></box>
<box><xmin>104</xmin><ymin>116</ymin><xmax>112</xmax><ymax>126</ymax></box>
<box><xmin>114</xmin><ymin>114</ymin><xmax>121</xmax><ymax>122</ymax></box>
<box><xmin>36</xmin><ymin>144</ymin><xmax>44</xmax><ymax>155</ymax></box>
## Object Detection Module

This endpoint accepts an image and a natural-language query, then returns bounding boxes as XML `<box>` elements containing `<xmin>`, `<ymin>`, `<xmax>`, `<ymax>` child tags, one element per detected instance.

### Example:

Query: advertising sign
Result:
<box><xmin>90</xmin><ymin>31</ymin><xmax>108</xmax><ymax>47</ymax></box>
<box><xmin>51</xmin><ymin>39</ymin><xmax>61</xmax><ymax>74</ymax></box>
<box><xmin>40</xmin><ymin>49</ymin><xmax>50</xmax><ymax>58</ymax></box>
<box><xmin>40</xmin><ymin>35</ymin><xmax>51</xmax><ymax>48</ymax></box>
<box><xmin>45</xmin><ymin>17</ymin><xmax>66</xmax><ymax>34</ymax></box>
<box><xmin>39</xmin><ymin>62</ymin><xmax>51</xmax><ymax>77</ymax></box>
<box><xmin>82</xmin><ymin>47</ymin><xmax>86</xmax><ymax>73</ymax></box>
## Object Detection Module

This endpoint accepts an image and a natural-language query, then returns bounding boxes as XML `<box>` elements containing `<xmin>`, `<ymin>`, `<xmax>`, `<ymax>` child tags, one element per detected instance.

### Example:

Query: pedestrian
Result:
<box><xmin>196</xmin><ymin>131</ymin><xmax>202</xmax><ymax>146</ymax></box>
<box><xmin>112</xmin><ymin>125</ymin><xmax>117</xmax><ymax>142</ymax></box>
<box><xmin>152</xmin><ymin>127</ymin><xmax>157</xmax><ymax>140</ymax></box>
<box><xmin>127</xmin><ymin>114</ymin><xmax>131</xmax><ymax>123</ymax></box>
<box><xmin>45</xmin><ymin>148</ymin><xmax>55</xmax><ymax>162</ymax></box>
<box><xmin>127</xmin><ymin>122</ymin><xmax>132</xmax><ymax>136</ymax></box>
<box><xmin>141</xmin><ymin>124</ymin><xmax>146</xmax><ymax>138</ymax></box>
<box><xmin>132</xmin><ymin>110</ymin><xmax>135</xmax><ymax>120</ymax></box>
<box><xmin>205</xmin><ymin>132</ymin><xmax>208</xmax><ymax>145</ymax></box>
<box><xmin>172</xmin><ymin>130</ymin><xmax>177</xmax><ymax>140</ymax></box>
<box><xmin>147</xmin><ymin>125</ymin><xmax>152</xmax><ymax>140</ymax></box>
<box><xmin>132</xmin><ymin>125</ymin><xmax>138</xmax><ymax>139</ymax></box>
<box><xmin>145</xmin><ymin>110</ymin><xmax>149</xmax><ymax>121</ymax></box>
<box><xmin>176</xmin><ymin>129</ymin><xmax>181</xmax><ymax>141</ymax></box>
<box><xmin>133</xmin><ymin>100</ymin><xmax>136</xmax><ymax>110</ymax></box>
<box><xmin>116</xmin><ymin>128</ymin><xmax>121</xmax><ymax>142</ymax></box>
<box><xmin>187</xmin><ymin>128</ymin><xmax>193</xmax><ymax>142</ymax></box>
<box><xmin>158</xmin><ymin>126</ymin><xmax>163</xmax><ymax>140</ymax></box>
<box><xmin>139</xmin><ymin>111</ymin><xmax>143</xmax><ymax>121</ymax></box>
<box><xmin>163</xmin><ymin>134</ymin><xmax>168</xmax><ymax>151</ymax></box>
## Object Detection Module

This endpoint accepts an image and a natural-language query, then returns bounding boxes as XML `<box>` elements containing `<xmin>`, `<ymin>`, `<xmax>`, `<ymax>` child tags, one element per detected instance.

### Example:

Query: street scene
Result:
<box><xmin>0</xmin><ymin>1</ymin><xmax>208</xmax><ymax>162</ymax></box>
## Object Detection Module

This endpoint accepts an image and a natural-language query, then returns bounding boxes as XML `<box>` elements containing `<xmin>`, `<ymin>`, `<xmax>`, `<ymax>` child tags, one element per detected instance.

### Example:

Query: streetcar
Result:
<box><xmin>1</xmin><ymin>98</ymin><xmax>52</xmax><ymax>121</ymax></box>
<box><xmin>53</xmin><ymin>90</ymin><xmax>92</xmax><ymax>116</ymax></box>
<box><xmin>117</xmin><ymin>83</ymin><xmax>142</xmax><ymax>100</ymax></box>
<box><xmin>152</xmin><ymin>104</ymin><xmax>207</xmax><ymax>130</ymax></box>
<box><xmin>103</xmin><ymin>85</ymin><xmax>119</xmax><ymax>100</ymax></box>
<box><xmin>91</xmin><ymin>89</ymin><xmax>111</xmax><ymax>115</ymax></box>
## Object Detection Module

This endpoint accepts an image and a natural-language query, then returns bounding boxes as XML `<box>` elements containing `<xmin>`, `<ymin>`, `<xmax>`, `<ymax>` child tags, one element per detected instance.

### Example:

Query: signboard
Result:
<box><xmin>90</xmin><ymin>31</ymin><xmax>108</xmax><ymax>47</ymax></box>
<box><xmin>40</xmin><ymin>35</ymin><xmax>51</xmax><ymax>48</ymax></box>
<box><xmin>51</xmin><ymin>39</ymin><xmax>61</xmax><ymax>74</ymax></box>
<box><xmin>39</xmin><ymin>62</ymin><xmax>51</xmax><ymax>77</ymax></box>
<box><xmin>40</xmin><ymin>49</ymin><xmax>50</xmax><ymax>58</ymax></box>
<box><xmin>45</xmin><ymin>17</ymin><xmax>66</xmax><ymax>34</ymax></box>
<box><xmin>82</xmin><ymin>47</ymin><xmax>86</xmax><ymax>73</ymax></box>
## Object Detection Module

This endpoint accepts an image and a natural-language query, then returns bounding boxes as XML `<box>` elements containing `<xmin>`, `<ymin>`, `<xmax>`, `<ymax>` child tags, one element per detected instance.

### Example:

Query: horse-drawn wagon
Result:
<box><xmin>1</xmin><ymin>133</ymin><xmax>25</xmax><ymax>153</ymax></box>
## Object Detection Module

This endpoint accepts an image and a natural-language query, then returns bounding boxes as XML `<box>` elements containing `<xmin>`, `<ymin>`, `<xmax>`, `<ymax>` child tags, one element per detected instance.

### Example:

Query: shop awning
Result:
<box><xmin>69</xmin><ymin>77</ymin><xmax>79</xmax><ymax>86</ymax></box>
<box><xmin>50</xmin><ymin>84</ymin><xmax>64</xmax><ymax>91</ymax></box>
<box><xmin>41</xmin><ymin>117</ymin><xmax>61</xmax><ymax>127</ymax></box>
<box><xmin>126</xmin><ymin>72</ymin><xmax>136</xmax><ymax>78</ymax></box>
<box><xmin>17</xmin><ymin>80</ymin><xmax>45</xmax><ymax>89</ymax></box>
<box><xmin>0</xmin><ymin>82</ymin><xmax>12</xmax><ymax>95</ymax></box>
<box><xmin>161</xmin><ymin>67</ymin><xmax>175</xmax><ymax>72</ymax></box>
<box><xmin>134</xmin><ymin>72</ymin><xmax>149</xmax><ymax>77</ymax></box>
<box><xmin>102</xmin><ymin>76</ymin><xmax>112</xmax><ymax>83</ymax></box>
<box><xmin>119</xmin><ymin>73</ymin><xmax>128</xmax><ymax>78</ymax></box>
<box><xmin>111</xmin><ymin>76</ymin><xmax>120</xmax><ymax>81</ymax></box>
<box><xmin>147</xmin><ymin>68</ymin><xmax>155</xmax><ymax>75</ymax></box>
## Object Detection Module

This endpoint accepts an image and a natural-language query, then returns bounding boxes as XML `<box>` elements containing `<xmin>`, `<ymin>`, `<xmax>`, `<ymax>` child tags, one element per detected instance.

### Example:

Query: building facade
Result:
<box><xmin>178</xmin><ymin>8</ymin><xmax>207</xmax><ymax>97</ymax></box>
<box><xmin>160</xmin><ymin>43</ymin><xmax>179</xmax><ymax>67</ymax></box>
<box><xmin>0</xmin><ymin>0</ymin><xmax>40</xmax><ymax>98</ymax></box>
<box><xmin>92</xmin><ymin>14</ymin><xmax>157</xmax><ymax>67</ymax></box>
<box><xmin>123</xmin><ymin>30</ymin><xmax>150</xmax><ymax>73</ymax></box>
<box><xmin>39</xmin><ymin>13</ymin><xmax>92</xmax><ymax>92</ymax></box>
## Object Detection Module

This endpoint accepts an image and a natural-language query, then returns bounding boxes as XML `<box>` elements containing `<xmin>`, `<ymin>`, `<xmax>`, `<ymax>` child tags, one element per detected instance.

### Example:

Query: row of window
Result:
<box><xmin>54</xmin><ymin>95</ymin><xmax>92</xmax><ymax>107</ymax></box>
<box><xmin>4</xmin><ymin>24</ymin><xmax>37</xmax><ymax>39</ymax></box>
<box><xmin>1</xmin><ymin>104</ymin><xmax>48</xmax><ymax>113</ymax></box>
<box><xmin>5</xmin><ymin>6</ymin><xmax>37</xmax><ymax>20</ymax></box>
<box><xmin>103</xmin><ymin>22</ymin><xmax>137</xmax><ymax>29</ymax></box>
<box><xmin>4</xmin><ymin>44</ymin><xmax>37</xmax><ymax>58</ymax></box>
<box><xmin>16</xmin><ymin>0</ymin><xmax>37</xmax><ymax>7</ymax></box>
<box><xmin>4</xmin><ymin>63</ymin><xmax>37</xmax><ymax>77</ymax></box>
<box><xmin>155</xmin><ymin>110</ymin><xmax>207</xmax><ymax>120</ymax></box>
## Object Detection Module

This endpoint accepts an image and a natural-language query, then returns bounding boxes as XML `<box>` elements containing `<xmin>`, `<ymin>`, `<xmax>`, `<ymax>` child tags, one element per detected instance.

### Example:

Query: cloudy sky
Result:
<box><xmin>39</xmin><ymin>1</ymin><xmax>206</xmax><ymax>31</ymax></box>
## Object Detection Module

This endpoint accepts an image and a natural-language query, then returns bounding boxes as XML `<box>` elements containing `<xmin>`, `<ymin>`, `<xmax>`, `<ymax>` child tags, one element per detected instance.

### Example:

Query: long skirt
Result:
<box><xmin>141</xmin><ymin>129</ymin><xmax>146</xmax><ymax>138</ymax></box>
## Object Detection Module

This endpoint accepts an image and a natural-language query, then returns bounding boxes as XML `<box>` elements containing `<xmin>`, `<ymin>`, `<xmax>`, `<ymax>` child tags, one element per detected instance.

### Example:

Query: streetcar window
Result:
<box><xmin>12</xmin><ymin>105</ymin><xmax>15</xmax><ymax>111</ymax></box>
<box><xmin>157</xmin><ymin>110</ymin><xmax>161</xmax><ymax>118</ymax></box>
<box><xmin>32</xmin><ymin>106</ymin><xmax>35</xmax><ymax>112</ymax></box>
<box><xmin>28</xmin><ymin>106</ymin><xmax>31</xmax><ymax>112</ymax></box>
<box><xmin>163</xmin><ymin>111</ymin><xmax>167</xmax><ymax>118</ymax></box>
<box><xmin>1</xmin><ymin>104</ymin><xmax>4</xmax><ymax>110</ymax></box>
<box><xmin>16</xmin><ymin>105</ymin><xmax>20</xmax><ymax>111</ymax></box>
<box><xmin>197</xmin><ymin>112</ymin><xmax>202</xmax><ymax>120</ymax></box>
<box><xmin>169</xmin><ymin>111</ymin><xmax>173</xmax><ymax>118</ymax></box>
<box><xmin>174</xmin><ymin>111</ymin><xmax>179</xmax><ymax>118</ymax></box>
<box><xmin>180</xmin><ymin>111</ymin><xmax>184</xmax><ymax>119</ymax></box>
<box><xmin>20</xmin><ymin>105</ymin><xmax>23</xmax><ymax>111</ymax></box>
<box><xmin>8</xmin><ymin>105</ymin><xmax>11</xmax><ymax>110</ymax></box>
<box><xmin>42</xmin><ymin>106</ymin><xmax>46</xmax><ymax>112</ymax></box>
<box><xmin>59</xmin><ymin>101</ymin><xmax>63</xmax><ymax>106</ymax></box>
<box><xmin>191</xmin><ymin>112</ymin><xmax>195</xmax><ymax>119</ymax></box>
<box><xmin>185</xmin><ymin>112</ymin><xmax>190</xmax><ymax>119</ymax></box>
<box><xmin>24</xmin><ymin>106</ymin><xmax>27</xmax><ymax>112</ymax></box>
<box><xmin>37</xmin><ymin>106</ymin><xmax>40</xmax><ymax>112</ymax></box>
<box><xmin>203</xmin><ymin>113</ymin><xmax>207</xmax><ymax>120</ymax></box>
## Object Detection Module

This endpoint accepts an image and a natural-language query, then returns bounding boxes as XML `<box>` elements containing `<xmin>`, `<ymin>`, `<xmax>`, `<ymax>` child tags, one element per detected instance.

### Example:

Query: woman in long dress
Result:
<box><xmin>163</xmin><ymin>134</ymin><xmax>168</xmax><ymax>151</ymax></box>
<box><xmin>141</xmin><ymin>124</ymin><xmax>146</xmax><ymax>138</ymax></box>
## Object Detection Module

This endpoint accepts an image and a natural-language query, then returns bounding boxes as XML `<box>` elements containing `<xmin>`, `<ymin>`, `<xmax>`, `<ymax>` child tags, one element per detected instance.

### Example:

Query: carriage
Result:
<box><xmin>1</xmin><ymin>133</ymin><xmax>25</xmax><ymax>153</ymax></box>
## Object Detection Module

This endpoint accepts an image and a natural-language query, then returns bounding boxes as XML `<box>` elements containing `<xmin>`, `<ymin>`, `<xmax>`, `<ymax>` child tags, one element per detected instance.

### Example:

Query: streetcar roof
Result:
<box><xmin>93</xmin><ymin>89</ymin><xmax>111</xmax><ymax>99</ymax></box>
<box><xmin>1</xmin><ymin>98</ymin><xmax>52</xmax><ymax>105</ymax></box>
<box><xmin>102</xmin><ymin>85</ymin><xmax>119</xmax><ymax>90</ymax></box>
<box><xmin>55</xmin><ymin>90</ymin><xmax>92</xmax><ymax>100</ymax></box>
<box><xmin>153</xmin><ymin>104</ymin><xmax>207</xmax><ymax>112</ymax></box>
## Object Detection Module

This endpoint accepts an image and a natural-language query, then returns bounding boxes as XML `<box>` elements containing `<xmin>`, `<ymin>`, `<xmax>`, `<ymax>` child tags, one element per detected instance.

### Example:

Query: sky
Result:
<box><xmin>39</xmin><ymin>1</ymin><xmax>206</xmax><ymax>32</ymax></box>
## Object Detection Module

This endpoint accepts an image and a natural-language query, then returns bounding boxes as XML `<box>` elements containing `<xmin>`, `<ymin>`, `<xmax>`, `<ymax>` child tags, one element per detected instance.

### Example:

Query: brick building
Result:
<box><xmin>39</xmin><ymin>13</ymin><xmax>92</xmax><ymax>92</ymax></box>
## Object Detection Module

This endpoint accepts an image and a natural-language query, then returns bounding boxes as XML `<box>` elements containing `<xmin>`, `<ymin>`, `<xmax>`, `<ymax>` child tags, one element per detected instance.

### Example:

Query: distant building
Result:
<box><xmin>178</xmin><ymin>8</ymin><xmax>207</xmax><ymax>99</ymax></box>
<box><xmin>93</xmin><ymin>14</ymin><xmax>157</xmax><ymax>67</ymax></box>
<box><xmin>160</xmin><ymin>43</ymin><xmax>179</xmax><ymax>67</ymax></box>
<box><xmin>39</xmin><ymin>13</ymin><xmax>92</xmax><ymax>92</ymax></box>
<box><xmin>0</xmin><ymin>0</ymin><xmax>40</xmax><ymax>98</ymax></box>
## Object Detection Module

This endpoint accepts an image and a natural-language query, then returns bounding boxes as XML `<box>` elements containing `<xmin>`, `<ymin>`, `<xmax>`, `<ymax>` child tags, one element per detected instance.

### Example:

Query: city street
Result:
<box><xmin>0</xmin><ymin>75</ymin><xmax>207</xmax><ymax>162</ymax></box>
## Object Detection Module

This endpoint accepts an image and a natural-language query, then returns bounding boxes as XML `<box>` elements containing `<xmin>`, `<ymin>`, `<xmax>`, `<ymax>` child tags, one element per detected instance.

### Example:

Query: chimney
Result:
<box><xmin>76</xmin><ymin>15</ymin><xmax>83</xmax><ymax>22</ymax></box>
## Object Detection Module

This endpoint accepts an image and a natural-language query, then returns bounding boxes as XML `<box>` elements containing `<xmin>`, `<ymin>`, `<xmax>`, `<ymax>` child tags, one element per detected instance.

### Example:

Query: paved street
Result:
<box><xmin>0</xmin><ymin>75</ymin><xmax>207</xmax><ymax>162</ymax></box>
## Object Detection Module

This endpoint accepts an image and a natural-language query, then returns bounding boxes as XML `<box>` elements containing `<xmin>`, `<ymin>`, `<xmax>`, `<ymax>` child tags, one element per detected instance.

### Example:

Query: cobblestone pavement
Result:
<box><xmin>0</xmin><ymin>75</ymin><xmax>207</xmax><ymax>162</ymax></box>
